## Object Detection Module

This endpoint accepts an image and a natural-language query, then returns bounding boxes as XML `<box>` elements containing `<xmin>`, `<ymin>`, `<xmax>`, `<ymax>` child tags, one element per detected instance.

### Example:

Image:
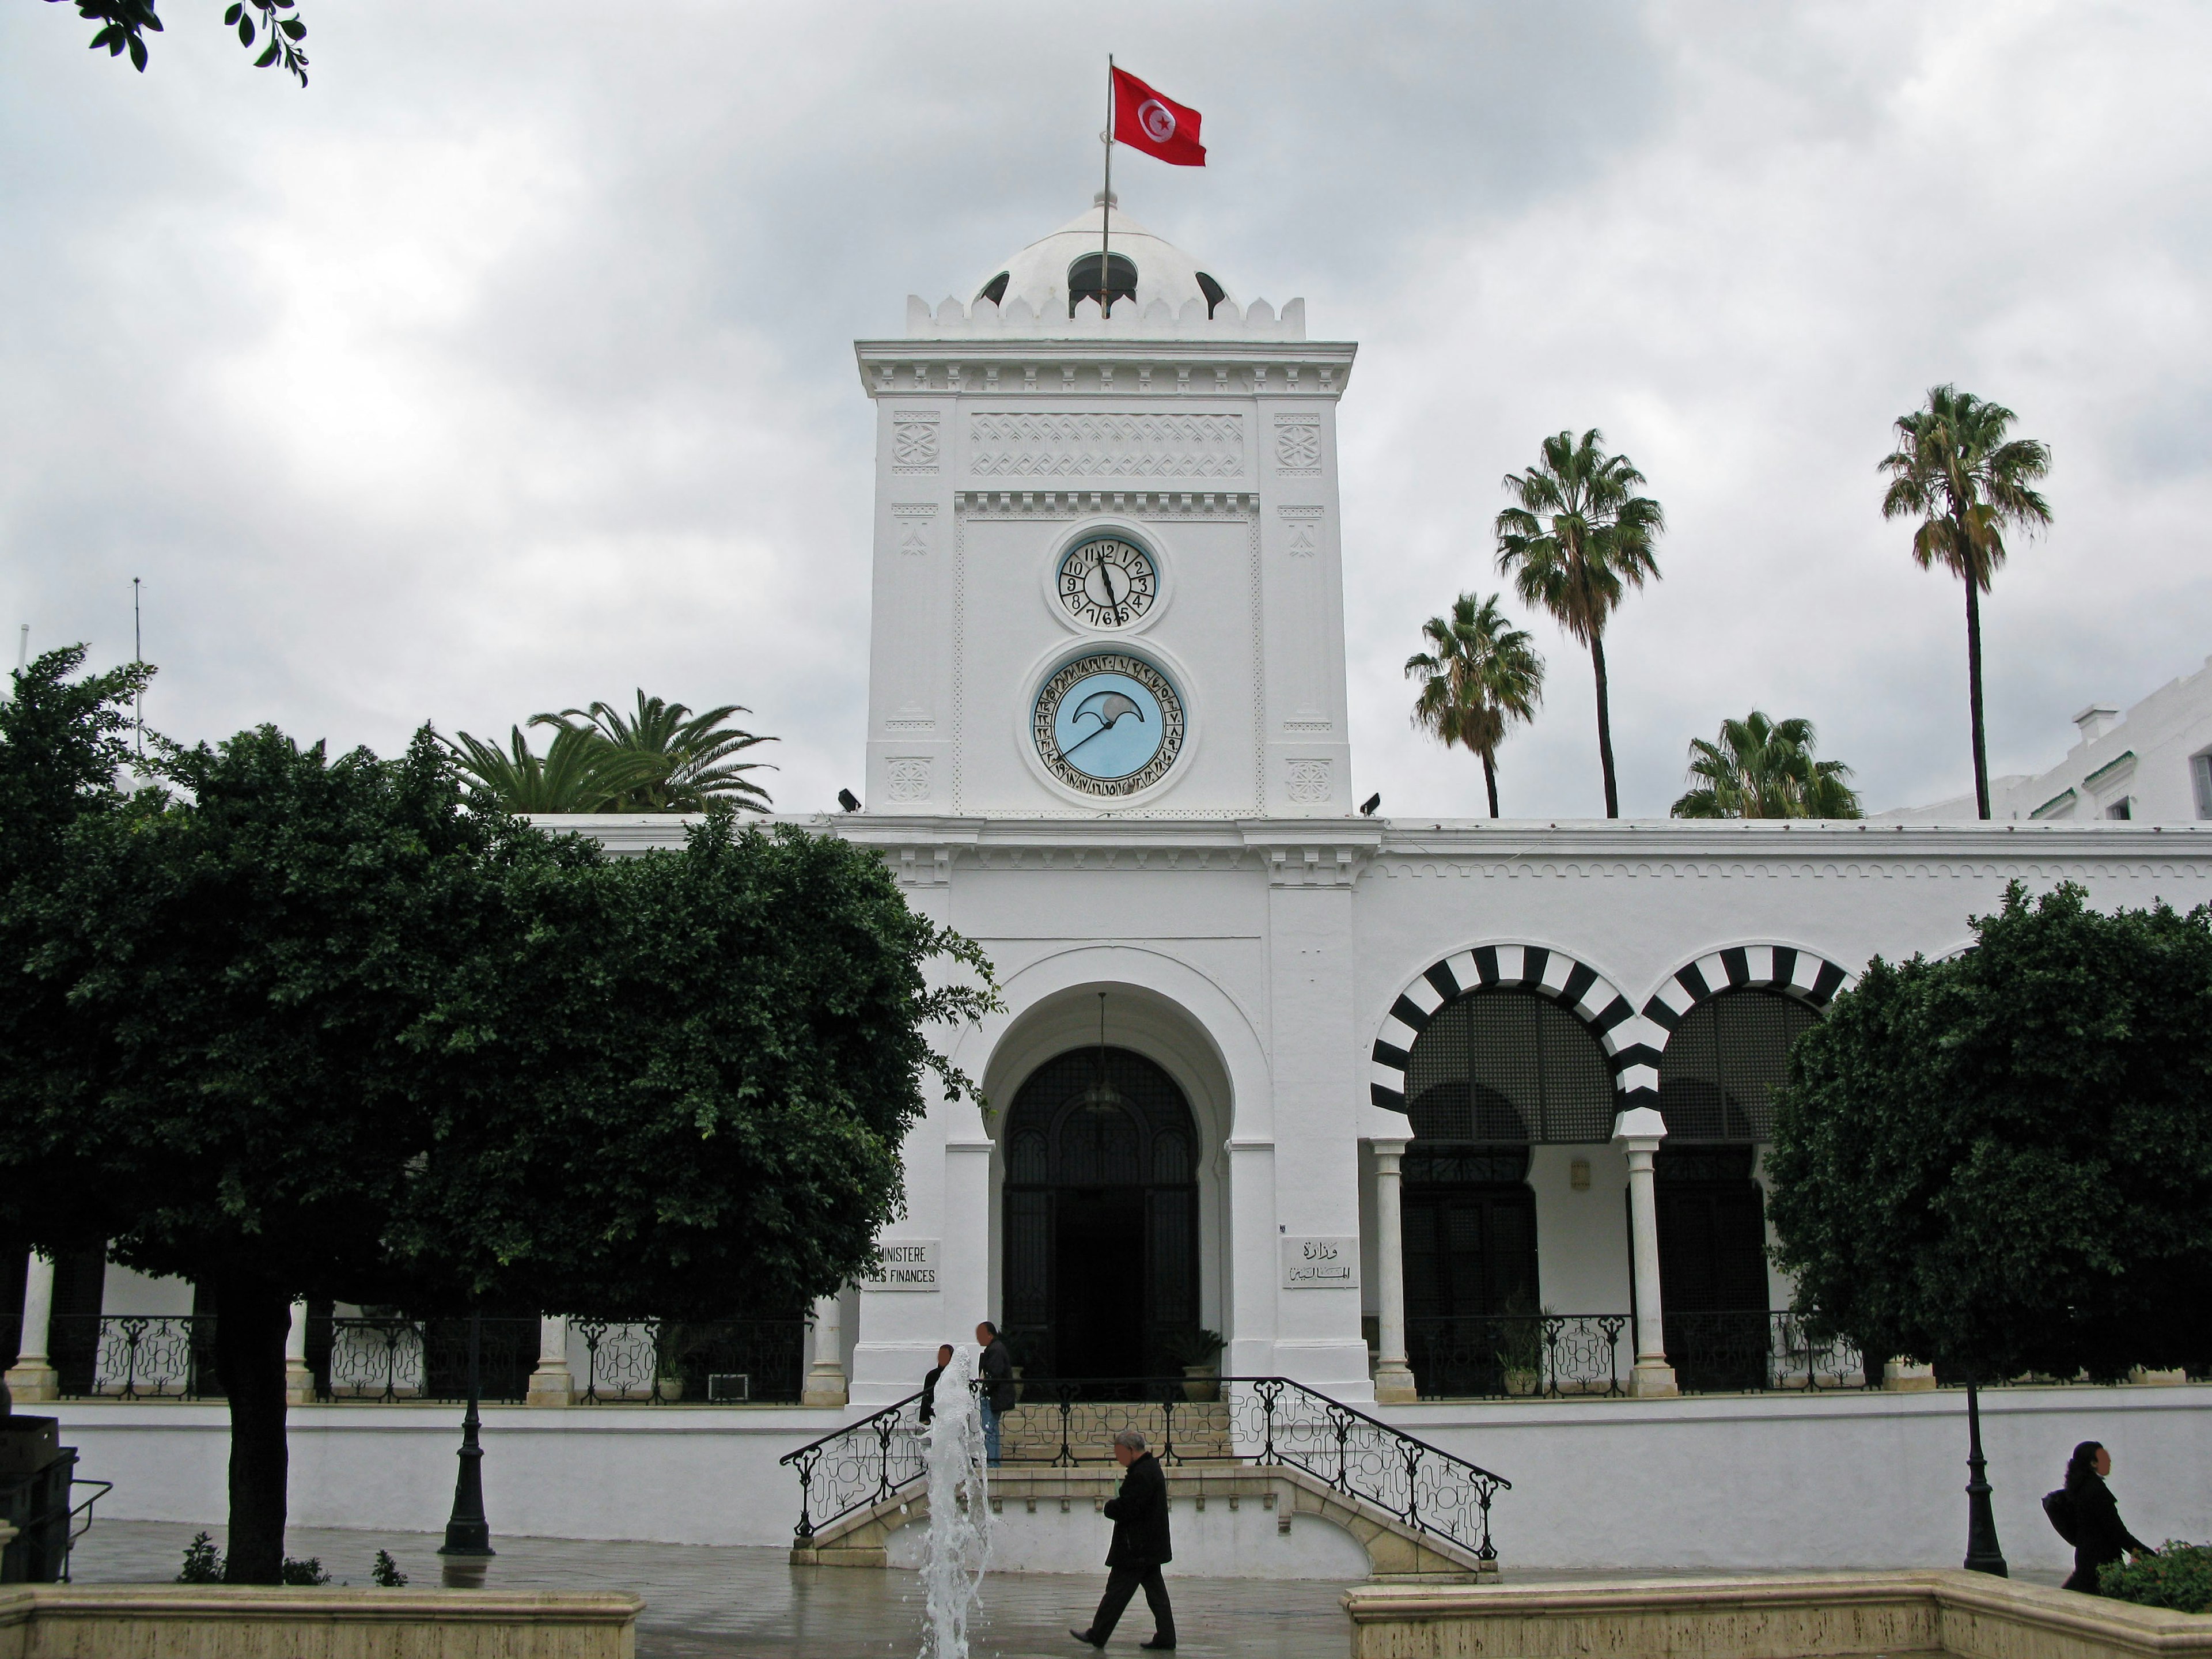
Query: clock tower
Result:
<box><xmin>857</xmin><ymin>199</ymin><xmax>1357</xmax><ymax>817</ymax></box>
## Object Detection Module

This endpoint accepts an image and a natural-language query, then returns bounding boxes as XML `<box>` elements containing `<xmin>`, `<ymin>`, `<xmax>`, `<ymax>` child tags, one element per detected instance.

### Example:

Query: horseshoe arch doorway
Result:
<box><xmin>999</xmin><ymin>1045</ymin><xmax>1200</xmax><ymax>1383</ymax></box>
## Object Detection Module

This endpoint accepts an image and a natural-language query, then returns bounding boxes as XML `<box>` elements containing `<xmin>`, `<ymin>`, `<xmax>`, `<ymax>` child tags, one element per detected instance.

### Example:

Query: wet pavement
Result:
<box><xmin>69</xmin><ymin>1520</ymin><xmax>1359</xmax><ymax>1659</ymax></box>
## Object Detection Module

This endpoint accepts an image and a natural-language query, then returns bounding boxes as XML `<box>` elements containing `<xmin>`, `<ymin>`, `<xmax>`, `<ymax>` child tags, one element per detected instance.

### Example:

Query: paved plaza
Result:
<box><xmin>68</xmin><ymin>1520</ymin><xmax>1359</xmax><ymax>1659</ymax></box>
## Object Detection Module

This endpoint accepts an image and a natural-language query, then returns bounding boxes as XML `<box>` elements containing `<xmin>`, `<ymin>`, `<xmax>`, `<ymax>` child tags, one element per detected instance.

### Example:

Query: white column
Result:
<box><xmin>527</xmin><ymin>1315</ymin><xmax>574</xmax><ymax>1406</ymax></box>
<box><xmin>282</xmin><ymin>1298</ymin><xmax>315</xmax><ymax>1404</ymax></box>
<box><xmin>1369</xmin><ymin>1138</ymin><xmax>1416</xmax><ymax>1404</ymax></box>
<box><xmin>1613</xmin><ymin>1107</ymin><xmax>1679</xmax><ymax>1398</ymax></box>
<box><xmin>802</xmin><ymin>1293</ymin><xmax>848</xmax><ymax>1408</ymax></box>
<box><xmin>4</xmin><ymin>1251</ymin><xmax>59</xmax><ymax>1403</ymax></box>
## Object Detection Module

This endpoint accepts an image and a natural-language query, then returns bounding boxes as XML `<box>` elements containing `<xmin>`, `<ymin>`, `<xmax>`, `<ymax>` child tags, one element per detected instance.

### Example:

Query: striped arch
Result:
<box><xmin>1639</xmin><ymin>944</ymin><xmax>1855</xmax><ymax>1043</ymax></box>
<box><xmin>1368</xmin><ymin>944</ymin><xmax>1651</xmax><ymax>1116</ymax></box>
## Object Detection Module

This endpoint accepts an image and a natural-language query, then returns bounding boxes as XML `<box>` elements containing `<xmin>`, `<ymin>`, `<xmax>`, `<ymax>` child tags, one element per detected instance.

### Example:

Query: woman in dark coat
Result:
<box><xmin>2061</xmin><ymin>1441</ymin><xmax>2154</xmax><ymax>1594</ymax></box>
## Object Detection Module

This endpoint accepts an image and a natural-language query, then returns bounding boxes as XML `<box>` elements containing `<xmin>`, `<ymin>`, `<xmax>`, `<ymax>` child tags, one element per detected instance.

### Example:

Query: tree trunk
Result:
<box><xmin>211</xmin><ymin>1268</ymin><xmax>291</xmax><ymax>1584</ymax></box>
<box><xmin>1482</xmin><ymin>753</ymin><xmax>1500</xmax><ymax>819</ymax></box>
<box><xmin>1964</xmin><ymin>574</ymin><xmax>1990</xmax><ymax>820</ymax></box>
<box><xmin>1590</xmin><ymin>631</ymin><xmax>1619</xmax><ymax>819</ymax></box>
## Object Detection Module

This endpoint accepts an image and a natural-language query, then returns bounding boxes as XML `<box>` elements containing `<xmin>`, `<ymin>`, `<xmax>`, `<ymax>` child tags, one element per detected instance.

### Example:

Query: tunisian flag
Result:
<box><xmin>1112</xmin><ymin>67</ymin><xmax>1206</xmax><ymax>167</ymax></box>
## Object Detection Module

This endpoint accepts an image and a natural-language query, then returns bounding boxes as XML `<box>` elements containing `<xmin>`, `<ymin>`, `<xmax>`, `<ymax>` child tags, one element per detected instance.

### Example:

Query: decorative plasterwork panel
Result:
<box><xmin>956</xmin><ymin>490</ymin><xmax>1256</xmax><ymax>520</ymax></box>
<box><xmin>1287</xmin><ymin>758</ymin><xmax>1333</xmax><ymax>803</ymax></box>
<box><xmin>892</xmin><ymin>846</ymin><xmax>954</xmax><ymax>887</ymax></box>
<box><xmin>890</xmin><ymin>501</ymin><xmax>937</xmax><ymax>555</ymax></box>
<box><xmin>1274</xmin><ymin>414</ymin><xmax>1321</xmax><ymax>475</ymax></box>
<box><xmin>968</xmin><ymin>412</ymin><xmax>1245</xmax><ymax>479</ymax></box>
<box><xmin>892</xmin><ymin>411</ymin><xmax>941</xmax><ymax>474</ymax></box>
<box><xmin>1278</xmin><ymin>503</ymin><xmax>1323</xmax><ymax>556</ymax></box>
<box><xmin>885</xmin><ymin>758</ymin><xmax>933</xmax><ymax>803</ymax></box>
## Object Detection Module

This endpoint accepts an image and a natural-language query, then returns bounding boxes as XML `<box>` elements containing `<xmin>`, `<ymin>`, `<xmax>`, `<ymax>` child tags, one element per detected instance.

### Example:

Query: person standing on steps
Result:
<box><xmin>919</xmin><ymin>1343</ymin><xmax>955</xmax><ymax>1425</ymax></box>
<box><xmin>1070</xmin><ymin>1429</ymin><xmax>1176</xmax><ymax>1652</ymax></box>
<box><xmin>2060</xmin><ymin>1441</ymin><xmax>2156</xmax><ymax>1594</ymax></box>
<box><xmin>975</xmin><ymin>1321</ymin><xmax>1014</xmax><ymax>1466</ymax></box>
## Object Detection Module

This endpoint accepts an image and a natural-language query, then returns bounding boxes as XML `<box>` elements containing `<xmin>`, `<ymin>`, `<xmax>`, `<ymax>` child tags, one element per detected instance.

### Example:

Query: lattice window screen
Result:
<box><xmin>1404</xmin><ymin>987</ymin><xmax>1618</xmax><ymax>1144</ymax></box>
<box><xmin>1656</xmin><ymin>988</ymin><xmax>1819</xmax><ymax>1142</ymax></box>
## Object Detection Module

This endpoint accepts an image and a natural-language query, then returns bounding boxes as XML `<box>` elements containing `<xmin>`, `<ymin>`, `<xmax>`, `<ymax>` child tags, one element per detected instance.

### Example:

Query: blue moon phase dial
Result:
<box><xmin>1033</xmin><ymin>653</ymin><xmax>1186</xmax><ymax>796</ymax></box>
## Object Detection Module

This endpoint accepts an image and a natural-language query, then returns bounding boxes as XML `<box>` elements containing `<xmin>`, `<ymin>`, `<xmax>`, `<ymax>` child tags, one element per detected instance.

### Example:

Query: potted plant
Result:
<box><xmin>653</xmin><ymin>1324</ymin><xmax>690</xmax><ymax>1403</ymax></box>
<box><xmin>1492</xmin><ymin>1298</ymin><xmax>1547</xmax><ymax>1397</ymax></box>
<box><xmin>1160</xmin><ymin>1327</ymin><xmax>1225</xmax><ymax>1402</ymax></box>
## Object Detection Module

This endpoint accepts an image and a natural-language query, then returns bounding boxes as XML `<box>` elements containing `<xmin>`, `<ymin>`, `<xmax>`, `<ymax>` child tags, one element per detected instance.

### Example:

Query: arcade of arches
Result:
<box><xmin>1393</xmin><ymin>984</ymin><xmax>1820</xmax><ymax>1397</ymax></box>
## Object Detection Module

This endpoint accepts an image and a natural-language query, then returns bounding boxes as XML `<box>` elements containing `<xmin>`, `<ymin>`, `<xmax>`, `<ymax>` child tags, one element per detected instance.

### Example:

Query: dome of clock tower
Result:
<box><xmin>971</xmin><ymin>194</ymin><xmax>1238</xmax><ymax>321</ymax></box>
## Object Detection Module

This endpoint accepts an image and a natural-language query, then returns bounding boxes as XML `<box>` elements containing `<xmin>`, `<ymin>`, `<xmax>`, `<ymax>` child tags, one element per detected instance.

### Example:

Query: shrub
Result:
<box><xmin>2101</xmin><ymin>1543</ymin><xmax>2212</xmax><ymax>1613</ymax></box>
<box><xmin>176</xmin><ymin>1533</ymin><xmax>224</xmax><ymax>1583</ymax></box>
<box><xmin>175</xmin><ymin>1533</ymin><xmax>331</xmax><ymax>1588</ymax></box>
<box><xmin>371</xmin><ymin>1550</ymin><xmax>409</xmax><ymax>1588</ymax></box>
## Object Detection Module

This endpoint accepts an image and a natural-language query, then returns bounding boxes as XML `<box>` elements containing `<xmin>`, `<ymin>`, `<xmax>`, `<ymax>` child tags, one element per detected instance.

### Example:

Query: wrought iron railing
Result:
<box><xmin>50</xmin><ymin>1316</ymin><xmax>220</xmax><ymax>1399</ymax></box>
<box><xmin>324</xmin><ymin>1316</ymin><xmax>537</xmax><ymax>1403</ymax></box>
<box><xmin>573</xmin><ymin>1318</ymin><xmax>806</xmax><ymax>1404</ymax></box>
<box><xmin>1666</xmin><ymin>1310</ymin><xmax>1870</xmax><ymax>1394</ymax></box>
<box><xmin>37</xmin><ymin>1313</ymin><xmax>803</xmax><ymax>1404</ymax></box>
<box><xmin>1407</xmin><ymin>1314</ymin><xmax>1632</xmax><ymax>1399</ymax></box>
<box><xmin>779</xmin><ymin>1375</ymin><xmax>1512</xmax><ymax>1564</ymax></box>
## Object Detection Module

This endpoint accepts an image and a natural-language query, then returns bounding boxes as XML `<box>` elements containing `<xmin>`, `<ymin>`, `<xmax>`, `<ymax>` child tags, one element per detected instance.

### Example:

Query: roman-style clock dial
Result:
<box><xmin>1033</xmin><ymin>653</ymin><xmax>1185</xmax><ymax>797</ymax></box>
<box><xmin>1057</xmin><ymin>537</ymin><xmax>1158</xmax><ymax>630</ymax></box>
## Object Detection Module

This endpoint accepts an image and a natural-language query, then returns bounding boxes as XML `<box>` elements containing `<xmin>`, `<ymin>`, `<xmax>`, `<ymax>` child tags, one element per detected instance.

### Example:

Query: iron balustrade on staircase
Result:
<box><xmin>778</xmin><ymin>1375</ymin><xmax>1512</xmax><ymax>1565</ymax></box>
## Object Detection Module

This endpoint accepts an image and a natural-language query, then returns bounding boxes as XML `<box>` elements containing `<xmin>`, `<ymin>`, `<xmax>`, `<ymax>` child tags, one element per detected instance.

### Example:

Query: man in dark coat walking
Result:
<box><xmin>1071</xmin><ymin>1429</ymin><xmax>1175</xmax><ymax>1650</ymax></box>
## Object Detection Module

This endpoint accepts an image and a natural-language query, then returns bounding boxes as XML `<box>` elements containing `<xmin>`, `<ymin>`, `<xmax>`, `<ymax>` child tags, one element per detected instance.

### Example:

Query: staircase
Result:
<box><xmin>780</xmin><ymin>1377</ymin><xmax>1509</xmax><ymax>1581</ymax></box>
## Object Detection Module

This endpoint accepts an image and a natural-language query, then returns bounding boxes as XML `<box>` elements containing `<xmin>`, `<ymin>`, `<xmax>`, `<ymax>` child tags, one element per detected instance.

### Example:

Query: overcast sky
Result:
<box><xmin>5</xmin><ymin>2</ymin><xmax>2208</xmax><ymax>819</ymax></box>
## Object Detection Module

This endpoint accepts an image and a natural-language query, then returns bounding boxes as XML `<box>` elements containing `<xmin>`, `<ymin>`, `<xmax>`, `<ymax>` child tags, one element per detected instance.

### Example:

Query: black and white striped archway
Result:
<box><xmin>1368</xmin><ymin>944</ymin><xmax>1660</xmax><ymax>1115</ymax></box>
<box><xmin>1638</xmin><ymin>944</ymin><xmax>1854</xmax><ymax>1039</ymax></box>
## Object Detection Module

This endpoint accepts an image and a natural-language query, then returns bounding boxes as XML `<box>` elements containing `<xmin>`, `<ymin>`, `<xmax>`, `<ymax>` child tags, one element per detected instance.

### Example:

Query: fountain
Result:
<box><xmin>917</xmin><ymin>1343</ymin><xmax>993</xmax><ymax>1659</ymax></box>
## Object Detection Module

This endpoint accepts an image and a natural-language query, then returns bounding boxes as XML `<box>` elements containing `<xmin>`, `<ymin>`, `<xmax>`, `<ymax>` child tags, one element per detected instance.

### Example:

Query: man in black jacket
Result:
<box><xmin>975</xmin><ymin>1322</ymin><xmax>1016</xmax><ymax>1465</ymax></box>
<box><xmin>1071</xmin><ymin>1429</ymin><xmax>1175</xmax><ymax>1650</ymax></box>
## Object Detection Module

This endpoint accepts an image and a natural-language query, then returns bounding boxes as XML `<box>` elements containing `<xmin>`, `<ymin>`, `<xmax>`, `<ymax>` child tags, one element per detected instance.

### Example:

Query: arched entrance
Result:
<box><xmin>1001</xmin><ymin>1046</ymin><xmax>1199</xmax><ymax>1381</ymax></box>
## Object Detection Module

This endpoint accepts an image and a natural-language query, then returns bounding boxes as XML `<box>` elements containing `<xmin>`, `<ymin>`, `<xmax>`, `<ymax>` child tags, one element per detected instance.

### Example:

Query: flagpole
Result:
<box><xmin>1100</xmin><ymin>55</ymin><xmax>1114</xmax><ymax>315</ymax></box>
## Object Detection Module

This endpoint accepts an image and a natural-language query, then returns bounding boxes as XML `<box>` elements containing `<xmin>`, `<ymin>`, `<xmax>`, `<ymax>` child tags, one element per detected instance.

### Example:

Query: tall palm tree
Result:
<box><xmin>1404</xmin><ymin>592</ymin><xmax>1544</xmax><ymax>817</ymax></box>
<box><xmin>1495</xmin><ymin>429</ymin><xmax>1664</xmax><ymax>818</ymax></box>
<box><xmin>1671</xmin><ymin>711</ymin><xmax>1862</xmax><ymax>820</ymax></box>
<box><xmin>1879</xmin><ymin>385</ymin><xmax>2052</xmax><ymax>820</ymax></box>
<box><xmin>443</xmin><ymin>724</ymin><xmax>662</xmax><ymax>813</ymax></box>
<box><xmin>531</xmin><ymin>692</ymin><xmax>777</xmax><ymax>812</ymax></box>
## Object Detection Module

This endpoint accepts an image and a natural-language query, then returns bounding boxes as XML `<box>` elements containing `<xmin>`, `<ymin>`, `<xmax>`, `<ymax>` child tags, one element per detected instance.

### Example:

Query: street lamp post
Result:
<box><xmin>1962</xmin><ymin>1378</ymin><xmax>2008</xmax><ymax>1576</ymax></box>
<box><xmin>437</xmin><ymin>1309</ymin><xmax>496</xmax><ymax>1588</ymax></box>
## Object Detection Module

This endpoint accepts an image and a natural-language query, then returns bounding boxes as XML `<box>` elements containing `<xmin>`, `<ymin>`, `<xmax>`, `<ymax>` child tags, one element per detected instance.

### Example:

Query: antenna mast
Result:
<box><xmin>1100</xmin><ymin>56</ymin><xmax>1115</xmax><ymax>314</ymax></box>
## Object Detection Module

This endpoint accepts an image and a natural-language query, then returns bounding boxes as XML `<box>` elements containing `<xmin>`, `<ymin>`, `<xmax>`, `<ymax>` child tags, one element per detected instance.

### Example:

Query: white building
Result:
<box><xmin>12</xmin><ymin>200</ymin><xmax>2212</xmax><ymax>1575</ymax></box>
<box><xmin>1881</xmin><ymin>656</ymin><xmax>2212</xmax><ymax>823</ymax></box>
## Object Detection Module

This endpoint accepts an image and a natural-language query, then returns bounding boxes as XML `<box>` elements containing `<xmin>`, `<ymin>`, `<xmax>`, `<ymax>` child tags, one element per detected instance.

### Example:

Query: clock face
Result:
<box><xmin>1033</xmin><ymin>653</ymin><xmax>1186</xmax><ymax>797</ymax></box>
<box><xmin>1057</xmin><ymin>537</ymin><xmax>1158</xmax><ymax>630</ymax></box>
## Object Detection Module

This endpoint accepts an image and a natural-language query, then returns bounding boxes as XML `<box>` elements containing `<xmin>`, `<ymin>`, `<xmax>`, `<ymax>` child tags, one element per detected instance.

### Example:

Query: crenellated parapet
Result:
<box><xmin>903</xmin><ymin>290</ymin><xmax>1308</xmax><ymax>342</ymax></box>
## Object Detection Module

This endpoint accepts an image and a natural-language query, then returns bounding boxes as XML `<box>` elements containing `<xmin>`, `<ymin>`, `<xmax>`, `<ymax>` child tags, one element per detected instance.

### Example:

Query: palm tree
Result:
<box><xmin>1879</xmin><ymin>385</ymin><xmax>2052</xmax><ymax>820</ymax></box>
<box><xmin>531</xmin><ymin>691</ymin><xmax>777</xmax><ymax>812</ymax></box>
<box><xmin>443</xmin><ymin>723</ymin><xmax>662</xmax><ymax>813</ymax></box>
<box><xmin>1670</xmin><ymin>711</ymin><xmax>1862</xmax><ymax>820</ymax></box>
<box><xmin>1404</xmin><ymin>593</ymin><xmax>1544</xmax><ymax>817</ymax></box>
<box><xmin>1495</xmin><ymin>429</ymin><xmax>1664</xmax><ymax>817</ymax></box>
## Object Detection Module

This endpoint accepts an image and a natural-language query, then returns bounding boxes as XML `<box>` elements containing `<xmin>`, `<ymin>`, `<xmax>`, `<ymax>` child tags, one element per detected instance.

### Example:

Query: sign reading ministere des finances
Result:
<box><xmin>861</xmin><ymin>1239</ymin><xmax>940</xmax><ymax>1290</ymax></box>
<box><xmin>1281</xmin><ymin>1236</ymin><xmax>1357</xmax><ymax>1290</ymax></box>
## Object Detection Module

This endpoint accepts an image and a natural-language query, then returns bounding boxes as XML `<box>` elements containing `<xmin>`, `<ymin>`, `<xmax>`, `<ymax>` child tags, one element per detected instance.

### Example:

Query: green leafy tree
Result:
<box><xmin>1403</xmin><ymin>592</ymin><xmax>1544</xmax><ymax>818</ymax></box>
<box><xmin>441</xmin><ymin>723</ymin><xmax>662</xmax><ymax>814</ymax></box>
<box><xmin>47</xmin><ymin>0</ymin><xmax>307</xmax><ymax>84</ymax></box>
<box><xmin>530</xmin><ymin>692</ymin><xmax>777</xmax><ymax>813</ymax></box>
<box><xmin>1495</xmin><ymin>429</ymin><xmax>1664</xmax><ymax>818</ymax></box>
<box><xmin>1767</xmin><ymin>884</ymin><xmax>2212</xmax><ymax>1569</ymax></box>
<box><xmin>1878</xmin><ymin>385</ymin><xmax>2052</xmax><ymax>821</ymax></box>
<box><xmin>1671</xmin><ymin>711</ymin><xmax>1862</xmax><ymax>820</ymax></box>
<box><xmin>0</xmin><ymin>693</ymin><xmax>993</xmax><ymax>1581</ymax></box>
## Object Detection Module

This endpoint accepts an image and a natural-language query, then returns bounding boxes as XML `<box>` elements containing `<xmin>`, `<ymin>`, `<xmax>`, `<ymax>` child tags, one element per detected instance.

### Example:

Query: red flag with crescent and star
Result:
<box><xmin>1112</xmin><ymin>67</ymin><xmax>1206</xmax><ymax>167</ymax></box>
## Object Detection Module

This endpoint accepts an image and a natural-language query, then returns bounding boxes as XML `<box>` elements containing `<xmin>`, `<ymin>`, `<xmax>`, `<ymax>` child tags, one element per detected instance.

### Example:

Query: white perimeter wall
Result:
<box><xmin>50</xmin><ymin>1384</ymin><xmax>2210</xmax><ymax>1576</ymax></box>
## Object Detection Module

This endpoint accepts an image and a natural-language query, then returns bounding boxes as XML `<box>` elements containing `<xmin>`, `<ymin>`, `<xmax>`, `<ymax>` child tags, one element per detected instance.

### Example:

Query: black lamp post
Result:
<box><xmin>437</xmin><ymin>1309</ymin><xmax>496</xmax><ymax>1587</ymax></box>
<box><xmin>1961</xmin><ymin>1378</ymin><xmax>2009</xmax><ymax>1576</ymax></box>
